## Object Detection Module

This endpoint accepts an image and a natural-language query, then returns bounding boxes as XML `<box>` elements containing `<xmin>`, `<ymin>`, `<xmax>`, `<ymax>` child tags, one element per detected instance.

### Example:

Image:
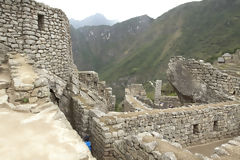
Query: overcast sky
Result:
<box><xmin>36</xmin><ymin>0</ymin><xmax>200</xmax><ymax>21</ymax></box>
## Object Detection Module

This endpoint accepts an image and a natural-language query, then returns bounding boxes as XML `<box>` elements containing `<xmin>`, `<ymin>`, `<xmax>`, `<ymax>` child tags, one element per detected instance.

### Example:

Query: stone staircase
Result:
<box><xmin>0</xmin><ymin>52</ymin><xmax>95</xmax><ymax>160</ymax></box>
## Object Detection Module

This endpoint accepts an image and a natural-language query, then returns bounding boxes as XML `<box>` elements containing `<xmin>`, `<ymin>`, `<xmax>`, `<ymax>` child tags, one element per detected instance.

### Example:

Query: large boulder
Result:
<box><xmin>167</xmin><ymin>56</ymin><xmax>232</xmax><ymax>104</ymax></box>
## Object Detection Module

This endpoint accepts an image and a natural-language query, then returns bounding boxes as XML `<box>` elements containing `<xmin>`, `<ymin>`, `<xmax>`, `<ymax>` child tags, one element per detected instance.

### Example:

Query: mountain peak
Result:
<box><xmin>93</xmin><ymin>13</ymin><xmax>105</xmax><ymax>17</ymax></box>
<box><xmin>70</xmin><ymin>13</ymin><xmax>117</xmax><ymax>29</ymax></box>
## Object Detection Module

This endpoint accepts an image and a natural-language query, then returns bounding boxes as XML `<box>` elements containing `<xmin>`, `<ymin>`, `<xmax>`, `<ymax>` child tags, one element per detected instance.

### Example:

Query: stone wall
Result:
<box><xmin>0</xmin><ymin>52</ymin><xmax>95</xmax><ymax>160</ymax></box>
<box><xmin>113</xmin><ymin>132</ymin><xmax>240</xmax><ymax>160</ymax></box>
<box><xmin>126</xmin><ymin>84</ymin><xmax>147</xmax><ymax>97</ymax></box>
<box><xmin>79</xmin><ymin>71</ymin><xmax>116</xmax><ymax>111</ymax></box>
<box><xmin>0</xmin><ymin>0</ymin><xmax>116</xmax><ymax>138</ymax></box>
<box><xmin>167</xmin><ymin>56</ymin><xmax>240</xmax><ymax>104</ymax></box>
<box><xmin>91</xmin><ymin>101</ymin><xmax>240</xmax><ymax>159</ymax></box>
<box><xmin>0</xmin><ymin>0</ymin><xmax>73</xmax><ymax>81</ymax></box>
<box><xmin>71</xmin><ymin>92</ymin><xmax>115</xmax><ymax>138</ymax></box>
<box><xmin>154</xmin><ymin>80</ymin><xmax>162</xmax><ymax>104</ymax></box>
<box><xmin>153</xmin><ymin>96</ymin><xmax>181</xmax><ymax>109</ymax></box>
<box><xmin>72</xmin><ymin>96</ymin><xmax>95</xmax><ymax>138</ymax></box>
<box><xmin>124</xmin><ymin>83</ymin><xmax>180</xmax><ymax>110</ymax></box>
<box><xmin>123</xmin><ymin>94</ymin><xmax>152</xmax><ymax>112</ymax></box>
<box><xmin>113</xmin><ymin>132</ymin><xmax>200</xmax><ymax>160</ymax></box>
<box><xmin>123</xmin><ymin>84</ymin><xmax>153</xmax><ymax>111</ymax></box>
<box><xmin>7</xmin><ymin>52</ymin><xmax>50</xmax><ymax>105</ymax></box>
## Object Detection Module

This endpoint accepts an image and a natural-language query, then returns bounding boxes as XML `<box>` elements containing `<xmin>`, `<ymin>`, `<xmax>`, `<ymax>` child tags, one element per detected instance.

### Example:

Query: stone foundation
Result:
<box><xmin>91</xmin><ymin>101</ymin><xmax>240</xmax><ymax>159</ymax></box>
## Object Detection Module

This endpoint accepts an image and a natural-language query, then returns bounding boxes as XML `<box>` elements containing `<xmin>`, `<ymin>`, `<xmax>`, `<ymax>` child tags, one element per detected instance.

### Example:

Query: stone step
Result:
<box><xmin>30</xmin><ymin>102</ymin><xmax>56</xmax><ymax>113</ymax></box>
<box><xmin>0</xmin><ymin>81</ymin><xmax>10</xmax><ymax>89</ymax></box>
<box><xmin>0</xmin><ymin>63</ymin><xmax>11</xmax><ymax>90</ymax></box>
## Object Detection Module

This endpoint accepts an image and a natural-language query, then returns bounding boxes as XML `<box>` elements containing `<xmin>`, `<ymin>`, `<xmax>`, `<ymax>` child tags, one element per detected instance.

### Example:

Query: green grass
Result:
<box><xmin>143</xmin><ymin>82</ymin><xmax>155</xmax><ymax>101</ymax></box>
<box><xmin>98</xmin><ymin>0</ymin><xmax>240</xmax><ymax>103</ymax></box>
<box><xmin>72</xmin><ymin>0</ymin><xmax>240</xmax><ymax>103</ymax></box>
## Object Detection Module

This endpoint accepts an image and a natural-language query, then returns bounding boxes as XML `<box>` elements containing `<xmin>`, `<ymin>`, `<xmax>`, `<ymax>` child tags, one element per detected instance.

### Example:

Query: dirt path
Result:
<box><xmin>187</xmin><ymin>138</ymin><xmax>232</xmax><ymax>157</ymax></box>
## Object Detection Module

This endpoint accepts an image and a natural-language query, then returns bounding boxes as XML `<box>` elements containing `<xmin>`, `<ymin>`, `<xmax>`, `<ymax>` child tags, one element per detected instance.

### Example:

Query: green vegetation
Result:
<box><xmin>162</xmin><ymin>83</ymin><xmax>177</xmax><ymax>96</ymax></box>
<box><xmin>22</xmin><ymin>97</ymin><xmax>29</xmax><ymax>103</ymax></box>
<box><xmin>71</xmin><ymin>15</ymin><xmax>154</xmax><ymax>71</ymax></box>
<box><xmin>143</xmin><ymin>82</ymin><xmax>155</xmax><ymax>101</ymax></box>
<box><xmin>115</xmin><ymin>103</ymin><xmax>123</xmax><ymax>112</ymax></box>
<box><xmin>72</xmin><ymin>0</ymin><xmax>240</xmax><ymax>104</ymax></box>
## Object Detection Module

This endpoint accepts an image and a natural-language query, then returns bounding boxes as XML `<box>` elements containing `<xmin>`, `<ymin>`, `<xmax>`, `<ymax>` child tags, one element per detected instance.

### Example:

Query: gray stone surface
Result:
<box><xmin>167</xmin><ymin>56</ymin><xmax>238</xmax><ymax>104</ymax></box>
<box><xmin>161</xmin><ymin>152</ymin><xmax>177</xmax><ymax>160</ymax></box>
<box><xmin>91</xmin><ymin>101</ymin><xmax>240</xmax><ymax>159</ymax></box>
<box><xmin>154</xmin><ymin>80</ymin><xmax>162</xmax><ymax>104</ymax></box>
<box><xmin>0</xmin><ymin>0</ymin><xmax>73</xmax><ymax>81</ymax></box>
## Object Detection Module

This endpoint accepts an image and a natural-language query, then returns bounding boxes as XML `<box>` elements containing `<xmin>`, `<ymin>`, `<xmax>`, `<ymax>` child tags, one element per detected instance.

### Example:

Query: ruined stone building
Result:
<box><xmin>0</xmin><ymin>0</ymin><xmax>240</xmax><ymax>160</ymax></box>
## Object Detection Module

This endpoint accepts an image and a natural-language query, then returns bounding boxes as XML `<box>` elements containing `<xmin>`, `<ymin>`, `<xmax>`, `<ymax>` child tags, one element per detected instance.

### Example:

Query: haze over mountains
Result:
<box><xmin>71</xmin><ymin>0</ymin><xmax>240</xmax><ymax>102</ymax></box>
<box><xmin>70</xmin><ymin>13</ymin><xmax>117</xmax><ymax>28</ymax></box>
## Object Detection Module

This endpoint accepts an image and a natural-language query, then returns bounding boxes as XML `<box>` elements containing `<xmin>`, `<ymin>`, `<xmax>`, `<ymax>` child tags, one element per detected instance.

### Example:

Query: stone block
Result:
<box><xmin>161</xmin><ymin>152</ymin><xmax>177</xmax><ymax>160</ymax></box>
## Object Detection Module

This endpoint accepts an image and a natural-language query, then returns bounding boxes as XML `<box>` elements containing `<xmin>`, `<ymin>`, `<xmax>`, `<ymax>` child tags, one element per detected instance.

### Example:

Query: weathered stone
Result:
<box><xmin>167</xmin><ymin>57</ymin><xmax>234</xmax><ymax>104</ymax></box>
<box><xmin>152</xmin><ymin>151</ymin><xmax>162</xmax><ymax>159</ymax></box>
<box><xmin>13</xmin><ymin>79</ymin><xmax>34</xmax><ymax>91</ymax></box>
<box><xmin>195</xmin><ymin>153</ymin><xmax>212</xmax><ymax>160</ymax></box>
<box><xmin>142</xmin><ymin>141</ymin><xmax>157</xmax><ymax>153</ymax></box>
<box><xmin>151</xmin><ymin>131</ymin><xmax>163</xmax><ymax>139</ymax></box>
<box><xmin>29</xmin><ymin>97</ymin><xmax>38</xmax><ymax>103</ymax></box>
<box><xmin>154</xmin><ymin>80</ymin><xmax>162</xmax><ymax>104</ymax></box>
<box><xmin>34</xmin><ymin>77</ymin><xmax>48</xmax><ymax>87</ymax></box>
<box><xmin>161</xmin><ymin>152</ymin><xmax>177</xmax><ymax>160</ymax></box>
<box><xmin>0</xmin><ymin>81</ymin><xmax>10</xmax><ymax>89</ymax></box>
<box><xmin>214</xmin><ymin>147</ymin><xmax>230</xmax><ymax>156</ymax></box>
<box><xmin>31</xmin><ymin>86</ymin><xmax>50</xmax><ymax>98</ymax></box>
<box><xmin>228</xmin><ymin>140</ymin><xmax>240</xmax><ymax>146</ymax></box>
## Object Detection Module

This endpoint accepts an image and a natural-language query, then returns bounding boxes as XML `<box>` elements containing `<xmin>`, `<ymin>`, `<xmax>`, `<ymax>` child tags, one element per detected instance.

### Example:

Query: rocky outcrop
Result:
<box><xmin>167</xmin><ymin>56</ymin><xmax>239</xmax><ymax>104</ymax></box>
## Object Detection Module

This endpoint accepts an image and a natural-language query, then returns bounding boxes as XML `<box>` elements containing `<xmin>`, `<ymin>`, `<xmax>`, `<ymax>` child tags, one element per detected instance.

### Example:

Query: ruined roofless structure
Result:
<box><xmin>1</xmin><ymin>0</ymin><xmax>240</xmax><ymax>160</ymax></box>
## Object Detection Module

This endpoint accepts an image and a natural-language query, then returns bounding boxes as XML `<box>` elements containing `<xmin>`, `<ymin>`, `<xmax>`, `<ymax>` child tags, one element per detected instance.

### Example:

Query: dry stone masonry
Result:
<box><xmin>79</xmin><ymin>71</ymin><xmax>116</xmax><ymax>111</ymax></box>
<box><xmin>114</xmin><ymin>132</ymin><xmax>240</xmax><ymax>160</ymax></box>
<box><xmin>123</xmin><ymin>83</ymin><xmax>181</xmax><ymax>111</ymax></box>
<box><xmin>91</xmin><ymin>101</ymin><xmax>240</xmax><ymax>159</ymax></box>
<box><xmin>154</xmin><ymin>80</ymin><xmax>162</xmax><ymax>104</ymax></box>
<box><xmin>0</xmin><ymin>52</ymin><xmax>95</xmax><ymax>160</ymax></box>
<box><xmin>0</xmin><ymin>0</ymin><xmax>118</xmax><ymax>159</ymax></box>
<box><xmin>0</xmin><ymin>0</ymin><xmax>116</xmax><ymax>133</ymax></box>
<box><xmin>1</xmin><ymin>0</ymin><xmax>240</xmax><ymax>160</ymax></box>
<box><xmin>0</xmin><ymin>0</ymin><xmax>73</xmax><ymax>80</ymax></box>
<box><xmin>167</xmin><ymin>56</ymin><xmax>240</xmax><ymax>104</ymax></box>
<box><xmin>87</xmin><ymin>57</ymin><xmax>240</xmax><ymax>159</ymax></box>
<box><xmin>114</xmin><ymin>132</ymin><xmax>197</xmax><ymax>160</ymax></box>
